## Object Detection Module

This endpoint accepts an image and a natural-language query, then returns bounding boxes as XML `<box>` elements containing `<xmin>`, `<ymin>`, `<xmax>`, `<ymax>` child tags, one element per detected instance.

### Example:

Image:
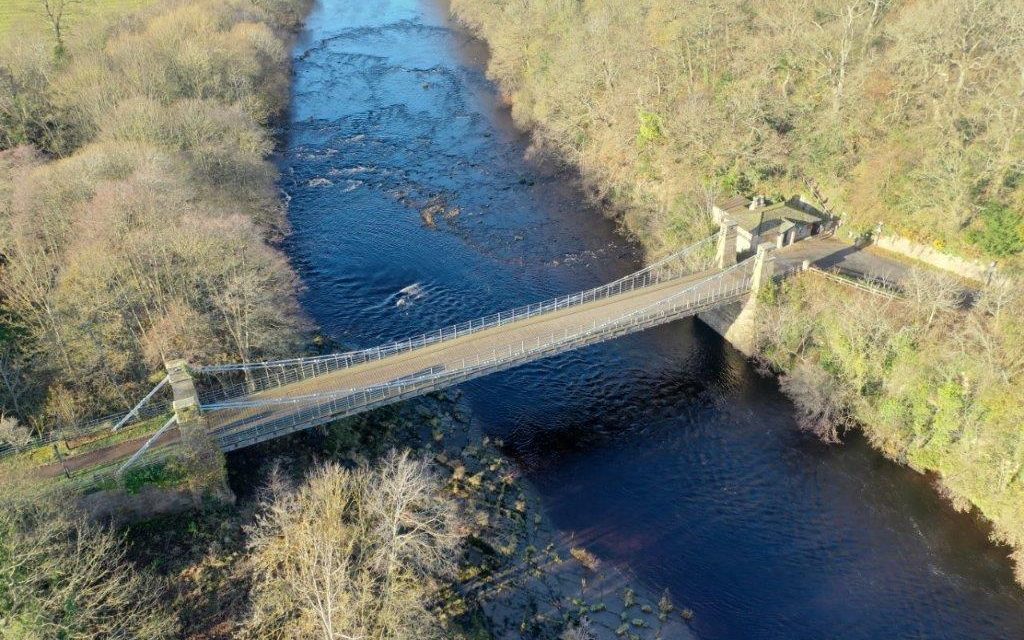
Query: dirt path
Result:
<box><xmin>37</xmin><ymin>428</ymin><xmax>181</xmax><ymax>479</ymax></box>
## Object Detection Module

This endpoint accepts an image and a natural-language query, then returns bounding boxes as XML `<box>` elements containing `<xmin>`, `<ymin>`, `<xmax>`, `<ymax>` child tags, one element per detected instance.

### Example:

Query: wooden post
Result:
<box><xmin>53</xmin><ymin>443</ymin><xmax>71</xmax><ymax>479</ymax></box>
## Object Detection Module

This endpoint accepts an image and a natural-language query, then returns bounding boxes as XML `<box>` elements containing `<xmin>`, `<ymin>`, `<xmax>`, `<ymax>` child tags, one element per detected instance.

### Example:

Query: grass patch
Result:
<box><xmin>17</xmin><ymin>440</ymin><xmax>187</xmax><ymax>497</ymax></box>
<box><xmin>122</xmin><ymin>459</ymin><xmax>188</xmax><ymax>494</ymax></box>
<box><xmin>0</xmin><ymin>0</ymin><xmax>151</xmax><ymax>38</ymax></box>
<box><xmin>0</xmin><ymin>413</ymin><xmax>170</xmax><ymax>472</ymax></box>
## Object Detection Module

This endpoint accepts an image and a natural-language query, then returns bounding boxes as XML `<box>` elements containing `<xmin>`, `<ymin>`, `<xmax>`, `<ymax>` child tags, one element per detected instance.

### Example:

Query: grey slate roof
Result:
<box><xmin>716</xmin><ymin>196</ymin><xmax>827</xmax><ymax>236</ymax></box>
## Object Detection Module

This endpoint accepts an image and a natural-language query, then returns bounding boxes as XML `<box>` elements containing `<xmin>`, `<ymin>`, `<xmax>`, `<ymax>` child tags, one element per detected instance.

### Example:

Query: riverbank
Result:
<box><xmin>120</xmin><ymin>391</ymin><xmax>694</xmax><ymax>638</ymax></box>
<box><xmin>0</xmin><ymin>0</ymin><xmax>311</xmax><ymax>434</ymax></box>
<box><xmin>447</xmin><ymin>0</ymin><xmax>1024</xmax><ymax>589</ymax></box>
<box><xmin>754</xmin><ymin>271</ymin><xmax>1024</xmax><ymax>585</ymax></box>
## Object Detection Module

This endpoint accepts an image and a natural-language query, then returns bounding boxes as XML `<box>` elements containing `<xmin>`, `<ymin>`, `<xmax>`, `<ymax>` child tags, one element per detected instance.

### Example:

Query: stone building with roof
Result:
<box><xmin>712</xmin><ymin>194</ymin><xmax>832</xmax><ymax>252</ymax></box>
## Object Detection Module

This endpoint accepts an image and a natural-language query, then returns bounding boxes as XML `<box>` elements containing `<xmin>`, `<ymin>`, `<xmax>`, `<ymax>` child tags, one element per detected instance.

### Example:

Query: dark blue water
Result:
<box><xmin>276</xmin><ymin>1</ymin><xmax>1024</xmax><ymax>637</ymax></box>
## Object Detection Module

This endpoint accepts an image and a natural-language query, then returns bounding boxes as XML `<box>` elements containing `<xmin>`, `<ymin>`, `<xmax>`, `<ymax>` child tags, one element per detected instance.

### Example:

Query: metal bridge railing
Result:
<box><xmin>806</xmin><ymin>266</ymin><xmax>903</xmax><ymax>298</ymax></box>
<box><xmin>192</xmin><ymin>233</ymin><xmax>721</xmax><ymax>405</ymax></box>
<box><xmin>0</xmin><ymin>392</ymin><xmax>173</xmax><ymax>461</ymax></box>
<box><xmin>111</xmin><ymin>375</ymin><xmax>169</xmax><ymax>432</ymax></box>
<box><xmin>211</xmin><ymin>256</ymin><xmax>754</xmax><ymax>452</ymax></box>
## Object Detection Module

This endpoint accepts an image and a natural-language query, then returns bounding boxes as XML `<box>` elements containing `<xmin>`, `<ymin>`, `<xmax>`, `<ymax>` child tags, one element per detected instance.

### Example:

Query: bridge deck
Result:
<box><xmin>46</xmin><ymin>234</ymin><xmax>920</xmax><ymax>472</ymax></box>
<box><xmin>207</xmin><ymin>264</ymin><xmax>749</xmax><ymax>447</ymax></box>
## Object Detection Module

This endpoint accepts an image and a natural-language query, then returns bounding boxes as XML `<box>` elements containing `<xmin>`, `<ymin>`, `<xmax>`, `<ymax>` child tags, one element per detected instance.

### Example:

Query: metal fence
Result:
<box><xmin>807</xmin><ymin>266</ymin><xmax>903</xmax><ymax>298</ymax></box>
<box><xmin>0</xmin><ymin>391</ymin><xmax>173</xmax><ymax>460</ymax></box>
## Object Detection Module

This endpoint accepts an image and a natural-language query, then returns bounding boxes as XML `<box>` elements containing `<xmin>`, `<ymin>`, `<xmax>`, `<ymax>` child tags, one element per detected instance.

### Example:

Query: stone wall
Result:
<box><xmin>873</xmin><ymin>234</ymin><xmax>998</xmax><ymax>283</ymax></box>
<box><xmin>697</xmin><ymin>296</ymin><xmax>759</xmax><ymax>356</ymax></box>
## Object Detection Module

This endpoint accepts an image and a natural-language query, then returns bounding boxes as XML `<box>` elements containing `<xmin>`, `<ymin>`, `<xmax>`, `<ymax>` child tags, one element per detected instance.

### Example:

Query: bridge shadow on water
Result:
<box><xmin>486</xmin><ymin>318</ymin><xmax>748</xmax><ymax>470</ymax></box>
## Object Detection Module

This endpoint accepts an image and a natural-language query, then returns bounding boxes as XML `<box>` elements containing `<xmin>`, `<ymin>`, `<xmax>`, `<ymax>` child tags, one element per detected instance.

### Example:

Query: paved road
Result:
<box><xmin>775</xmin><ymin>236</ymin><xmax>912</xmax><ymax>282</ymax></box>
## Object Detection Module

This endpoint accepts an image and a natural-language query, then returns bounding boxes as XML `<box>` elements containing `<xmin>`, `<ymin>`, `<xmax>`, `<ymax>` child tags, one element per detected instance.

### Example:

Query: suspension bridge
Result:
<box><xmin>10</xmin><ymin>224</ymin><xmax>804</xmax><ymax>482</ymax></box>
<box><xmin>185</xmin><ymin>226</ymin><xmax>792</xmax><ymax>452</ymax></box>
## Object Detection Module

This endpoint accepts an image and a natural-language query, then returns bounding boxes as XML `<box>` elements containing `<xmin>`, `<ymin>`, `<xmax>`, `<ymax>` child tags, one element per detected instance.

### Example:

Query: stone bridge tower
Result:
<box><xmin>700</xmin><ymin>238</ymin><xmax>776</xmax><ymax>356</ymax></box>
<box><xmin>165</xmin><ymin>360</ymin><xmax>233</xmax><ymax>504</ymax></box>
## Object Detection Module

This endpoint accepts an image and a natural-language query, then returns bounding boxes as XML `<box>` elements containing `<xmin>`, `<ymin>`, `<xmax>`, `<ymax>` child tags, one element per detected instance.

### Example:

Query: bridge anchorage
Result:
<box><xmin>151</xmin><ymin>224</ymin><xmax>786</xmax><ymax>453</ymax></box>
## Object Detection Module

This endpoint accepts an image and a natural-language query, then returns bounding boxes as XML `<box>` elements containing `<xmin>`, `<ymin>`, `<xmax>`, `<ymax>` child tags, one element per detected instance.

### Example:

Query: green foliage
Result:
<box><xmin>906</xmin><ymin>378</ymin><xmax>968</xmax><ymax>471</ymax></box>
<box><xmin>718</xmin><ymin>168</ymin><xmax>755</xmax><ymax>198</ymax></box>
<box><xmin>636</xmin><ymin>111</ymin><xmax>664</xmax><ymax>149</ymax></box>
<box><xmin>757</xmin><ymin>275</ymin><xmax>1024</xmax><ymax>581</ymax></box>
<box><xmin>122</xmin><ymin>460</ymin><xmax>188</xmax><ymax>494</ymax></box>
<box><xmin>756</xmin><ymin>281</ymin><xmax>780</xmax><ymax>306</ymax></box>
<box><xmin>967</xmin><ymin>203</ymin><xmax>1024</xmax><ymax>257</ymax></box>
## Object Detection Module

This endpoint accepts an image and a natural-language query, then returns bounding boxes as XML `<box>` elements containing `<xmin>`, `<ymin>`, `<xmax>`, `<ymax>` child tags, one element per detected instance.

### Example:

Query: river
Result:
<box><xmin>270</xmin><ymin>0</ymin><xmax>1024</xmax><ymax>637</ymax></box>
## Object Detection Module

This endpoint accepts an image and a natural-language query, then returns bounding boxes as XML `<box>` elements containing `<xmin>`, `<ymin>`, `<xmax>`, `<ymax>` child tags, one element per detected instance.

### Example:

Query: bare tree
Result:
<box><xmin>0</xmin><ymin>340</ymin><xmax>37</xmax><ymax>419</ymax></box>
<box><xmin>965</xmin><ymin>278</ymin><xmax>1024</xmax><ymax>382</ymax></box>
<box><xmin>0</xmin><ymin>489</ymin><xmax>177</xmax><ymax>638</ymax></box>
<box><xmin>977</xmin><ymin>277</ymin><xmax>1021</xmax><ymax>323</ymax></box>
<box><xmin>822</xmin><ymin>1</ymin><xmax>869</xmax><ymax>113</ymax></box>
<box><xmin>901</xmin><ymin>268</ymin><xmax>965</xmax><ymax>328</ymax></box>
<box><xmin>244</xmin><ymin>451</ymin><xmax>462</xmax><ymax>640</ymax></box>
<box><xmin>40</xmin><ymin>0</ymin><xmax>86</xmax><ymax>54</ymax></box>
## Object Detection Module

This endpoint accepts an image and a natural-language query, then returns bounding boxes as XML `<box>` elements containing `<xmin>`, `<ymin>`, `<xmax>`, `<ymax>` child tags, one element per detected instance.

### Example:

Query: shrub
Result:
<box><xmin>122</xmin><ymin>459</ymin><xmax>188</xmax><ymax>494</ymax></box>
<box><xmin>0</xmin><ymin>415</ymin><xmax>31</xmax><ymax>447</ymax></box>
<box><xmin>968</xmin><ymin>203</ymin><xmax>1024</xmax><ymax>257</ymax></box>
<box><xmin>0</xmin><ymin>489</ymin><xmax>177</xmax><ymax>638</ymax></box>
<box><xmin>780</xmin><ymin>362</ymin><xmax>856</xmax><ymax>443</ymax></box>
